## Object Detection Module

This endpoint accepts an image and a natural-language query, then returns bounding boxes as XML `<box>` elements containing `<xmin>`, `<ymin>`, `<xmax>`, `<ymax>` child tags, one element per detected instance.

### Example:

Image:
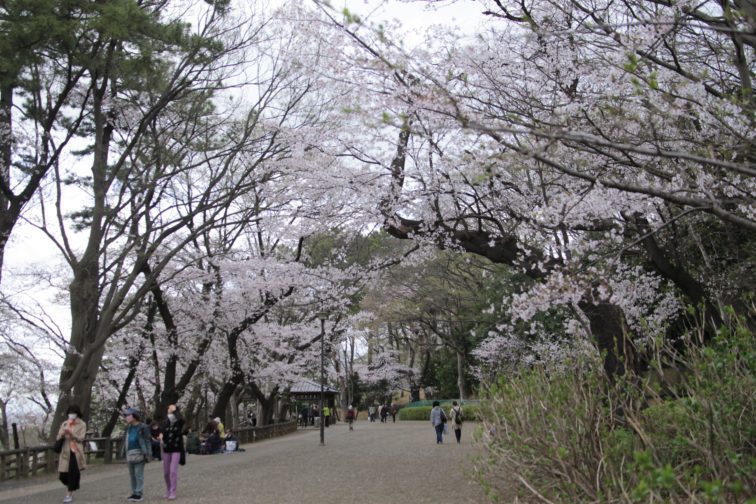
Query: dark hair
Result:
<box><xmin>66</xmin><ymin>404</ymin><xmax>83</xmax><ymax>417</ymax></box>
<box><xmin>432</xmin><ymin>401</ymin><xmax>440</xmax><ymax>407</ymax></box>
<box><xmin>452</xmin><ymin>401</ymin><xmax>458</xmax><ymax>406</ymax></box>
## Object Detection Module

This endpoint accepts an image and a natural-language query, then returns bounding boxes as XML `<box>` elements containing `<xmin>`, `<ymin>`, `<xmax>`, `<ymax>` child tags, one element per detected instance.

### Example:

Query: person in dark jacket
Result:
<box><xmin>185</xmin><ymin>427</ymin><xmax>201</xmax><ymax>454</ymax></box>
<box><xmin>149</xmin><ymin>419</ymin><xmax>162</xmax><ymax>461</ymax></box>
<box><xmin>299</xmin><ymin>406</ymin><xmax>309</xmax><ymax>427</ymax></box>
<box><xmin>160</xmin><ymin>404</ymin><xmax>184</xmax><ymax>500</ymax></box>
<box><xmin>345</xmin><ymin>405</ymin><xmax>356</xmax><ymax>431</ymax></box>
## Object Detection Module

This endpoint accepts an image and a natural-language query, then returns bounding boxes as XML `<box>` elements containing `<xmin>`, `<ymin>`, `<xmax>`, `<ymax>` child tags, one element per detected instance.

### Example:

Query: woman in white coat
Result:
<box><xmin>56</xmin><ymin>404</ymin><xmax>87</xmax><ymax>503</ymax></box>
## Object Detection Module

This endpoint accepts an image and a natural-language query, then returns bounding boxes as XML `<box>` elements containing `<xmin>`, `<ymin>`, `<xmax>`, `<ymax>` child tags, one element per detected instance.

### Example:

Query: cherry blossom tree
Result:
<box><xmin>31</xmin><ymin>0</ymin><xmax>349</xmax><ymax>434</ymax></box>
<box><xmin>305</xmin><ymin>0</ymin><xmax>754</xmax><ymax>377</ymax></box>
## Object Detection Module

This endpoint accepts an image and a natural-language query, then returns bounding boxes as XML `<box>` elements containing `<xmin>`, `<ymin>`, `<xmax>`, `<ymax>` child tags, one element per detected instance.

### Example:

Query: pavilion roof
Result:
<box><xmin>289</xmin><ymin>379</ymin><xmax>339</xmax><ymax>395</ymax></box>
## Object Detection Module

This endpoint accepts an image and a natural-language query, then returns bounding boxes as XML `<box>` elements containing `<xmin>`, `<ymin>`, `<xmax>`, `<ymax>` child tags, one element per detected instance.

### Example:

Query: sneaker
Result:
<box><xmin>127</xmin><ymin>496</ymin><xmax>143</xmax><ymax>502</ymax></box>
<box><xmin>63</xmin><ymin>496</ymin><xmax>73</xmax><ymax>503</ymax></box>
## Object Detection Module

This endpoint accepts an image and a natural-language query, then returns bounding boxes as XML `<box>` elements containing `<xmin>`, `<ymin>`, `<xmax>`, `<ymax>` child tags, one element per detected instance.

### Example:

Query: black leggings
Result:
<box><xmin>59</xmin><ymin>451</ymin><xmax>81</xmax><ymax>492</ymax></box>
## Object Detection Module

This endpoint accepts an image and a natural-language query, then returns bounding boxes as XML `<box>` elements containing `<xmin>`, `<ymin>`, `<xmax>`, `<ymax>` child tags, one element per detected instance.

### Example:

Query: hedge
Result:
<box><xmin>398</xmin><ymin>403</ymin><xmax>481</xmax><ymax>421</ymax></box>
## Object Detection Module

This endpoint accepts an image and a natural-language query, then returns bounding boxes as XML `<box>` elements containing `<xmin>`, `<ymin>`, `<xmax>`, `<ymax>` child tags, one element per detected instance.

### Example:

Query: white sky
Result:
<box><xmin>340</xmin><ymin>0</ymin><xmax>483</xmax><ymax>41</ymax></box>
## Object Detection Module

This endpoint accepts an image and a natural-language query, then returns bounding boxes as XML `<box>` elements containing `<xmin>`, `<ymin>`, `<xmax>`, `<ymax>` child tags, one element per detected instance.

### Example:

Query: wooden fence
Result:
<box><xmin>0</xmin><ymin>420</ymin><xmax>298</xmax><ymax>483</ymax></box>
<box><xmin>233</xmin><ymin>419</ymin><xmax>297</xmax><ymax>445</ymax></box>
<box><xmin>0</xmin><ymin>436</ymin><xmax>126</xmax><ymax>482</ymax></box>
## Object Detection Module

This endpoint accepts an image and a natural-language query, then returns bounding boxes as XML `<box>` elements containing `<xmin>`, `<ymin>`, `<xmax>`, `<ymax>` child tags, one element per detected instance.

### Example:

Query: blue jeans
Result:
<box><xmin>128</xmin><ymin>461</ymin><xmax>145</xmax><ymax>496</ymax></box>
<box><xmin>434</xmin><ymin>424</ymin><xmax>444</xmax><ymax>444</ymax></box>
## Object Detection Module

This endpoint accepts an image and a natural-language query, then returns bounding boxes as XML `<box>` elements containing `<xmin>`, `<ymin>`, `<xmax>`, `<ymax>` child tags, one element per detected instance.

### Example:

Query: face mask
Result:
<box><xmin>168</xmin><ymin>413</ymin><xmax>176</xmax><ymax>423</ymax></box>
<box><xmin>68</xmin><ymin>413</ymin><xmax>77</xmax><ymax>421</ymax></box>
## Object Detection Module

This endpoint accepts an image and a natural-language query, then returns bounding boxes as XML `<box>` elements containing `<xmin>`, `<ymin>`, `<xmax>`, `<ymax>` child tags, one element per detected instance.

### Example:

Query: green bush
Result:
<box><xmin>473</xmin><ymin>318</ymin><xmax>756</xmax><ymax>503</ymax></box>
<box><xmin>399</xmin><ymin>406</ymin><xmax>432</xmax><ymax>420</ymax></box>
<box><xmin>399</xmin><ymin>403</ymin><xmax>482</xmax><ymax>421</ymax></box>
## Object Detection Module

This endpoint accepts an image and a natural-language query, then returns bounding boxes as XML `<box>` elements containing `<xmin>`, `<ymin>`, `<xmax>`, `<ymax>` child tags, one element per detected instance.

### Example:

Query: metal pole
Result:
<box><xmin>319</xmin><ymin>317</ymin><xmax>325</xmax><ymax>446</ymax></box>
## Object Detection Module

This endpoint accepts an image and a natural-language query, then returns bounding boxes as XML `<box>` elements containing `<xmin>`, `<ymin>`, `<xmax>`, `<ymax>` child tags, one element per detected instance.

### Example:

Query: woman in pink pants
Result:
<box><xmin>160</xmin><ymin>404</ymin><xmax>185</xmax><ymax>500</ymax></box>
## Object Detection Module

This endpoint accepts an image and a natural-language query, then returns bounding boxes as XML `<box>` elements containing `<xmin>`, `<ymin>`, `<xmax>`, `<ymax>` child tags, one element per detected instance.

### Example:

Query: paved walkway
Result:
<box><xmin>0</xmin><ymin>421</ymin><xmax>487</xmax><ymax>503</ymax></box>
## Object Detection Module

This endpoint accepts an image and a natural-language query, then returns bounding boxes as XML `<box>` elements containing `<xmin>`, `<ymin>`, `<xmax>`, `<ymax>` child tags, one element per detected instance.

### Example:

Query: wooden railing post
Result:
<box><xmin>104</xmin><ymin>438</ymin><xmax>112</xmax><ymax>464</ymax></box>
<box><xmin>30</xmin><ymin>448</ymin><xmax>39</xmax><ymax>476</ymax></box>
<box><xmin>47</xmin><ymin>447</ymin><xmax>56</xmax><ymax>474</ymax></box>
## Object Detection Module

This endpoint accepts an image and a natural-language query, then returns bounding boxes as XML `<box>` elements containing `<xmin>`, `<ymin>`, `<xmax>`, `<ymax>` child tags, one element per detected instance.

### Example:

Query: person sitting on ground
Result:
<box><xmin>213</xmin><ymin>417</ymin><xmax>225</xmax><ymax>440</ymax></box>
<box><xmin>200</xmin><ymin>418</ymin><xmax>219</xmax><ymax>455</ymax></box>
<box><xmin>206</xmin><ymin>429</ymin><xmax>222</xmax><ymax>454</ymax></box>
<box><xmin>185</xmin><ymin>427</ymin><xmax>201</xmax><ymax>455</ymax></box>
<box><xmin>224</xmin><ymin>430</ymin><xmax>238</xmax><ymax>452</ymax></box>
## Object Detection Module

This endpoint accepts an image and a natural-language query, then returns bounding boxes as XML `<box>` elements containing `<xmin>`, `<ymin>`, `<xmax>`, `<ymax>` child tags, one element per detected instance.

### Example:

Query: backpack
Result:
<box><xmin>454</xmin><ymin>407</ymin><xmax>463</xmax><ymax>425</ymax></box>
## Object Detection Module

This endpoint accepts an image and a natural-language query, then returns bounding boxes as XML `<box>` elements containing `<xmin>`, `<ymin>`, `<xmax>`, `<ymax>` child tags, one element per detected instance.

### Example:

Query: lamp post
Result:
<box><xmin>319</xmin><ymin>315</ymin><xmax>326</xmax><ymax>446</ymax></box>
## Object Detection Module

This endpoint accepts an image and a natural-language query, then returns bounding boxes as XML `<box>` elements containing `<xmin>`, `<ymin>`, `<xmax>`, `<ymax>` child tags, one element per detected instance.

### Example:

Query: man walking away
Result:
<box><xmin>430</xmin><ymin>401</ymin><xmax>447</xmax><ymax>444</ymax></box>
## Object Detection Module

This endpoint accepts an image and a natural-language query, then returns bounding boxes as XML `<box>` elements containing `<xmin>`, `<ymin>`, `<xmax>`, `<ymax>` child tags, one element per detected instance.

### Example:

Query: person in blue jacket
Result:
<box><xmin>122</xmin><ymin>407</ymin><xmax>152</xmax><ymax>502</ymax></box>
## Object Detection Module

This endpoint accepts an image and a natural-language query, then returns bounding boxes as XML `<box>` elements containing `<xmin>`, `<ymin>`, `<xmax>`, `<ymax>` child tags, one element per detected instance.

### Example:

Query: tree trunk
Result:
<box><xmin>101</xmin><ymin>352</ymin><xmax>142</xmax><ymax>437</ymax></box>
<box><xmin>183</xmin><ymin>383</ymin><xmax>203</xmax><ymax>431</ymax></box>
<box><xmin>249</xmin><ymin>382</ymin><xmax>278</xmax><ymax>426</ymax></box>
<box><xmin>580</xmin><ymin>301</ymin><xmax>638</xmax><ymax>377</ymax></box>
<box><xmin>230</xmin><ymin>387</ymin><xmax>241</xmax><ymax>429</ymax></box>
<box><xmin>212</xmin><ymin>375</ymin><xmax>243</xmax><ymax>420</ymax></box>
<box><xmin>0</xmin><ymin>398</ymin><xmax>9</xmax><ymax>450</ymax></box>
<box><xmin>0</xmin><ymin>83</ymin><xmax>14</xmax><ymax>287</ymax></box>
<box><xmin>456</xmin><ymin>350</ymin><xmax>467</xmax><ymax>400</ymax></box>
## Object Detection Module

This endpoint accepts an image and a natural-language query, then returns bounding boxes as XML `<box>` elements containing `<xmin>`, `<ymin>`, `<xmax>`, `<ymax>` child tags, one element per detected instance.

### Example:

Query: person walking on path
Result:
<box><xmin>300</xmin><ymin>406</ymin><xmax>309</xmax><ymax>428</ymax></box>
<box><xmin>323</xmin><ymin>405</ymin><xmax>331</xmax><ymax>427</ymax></box>
<box><xmin>56</xmin><ymin>404</ymin><xmax>87</xmax><ymax>504</ymax></box>
<box><xmin>123</xmin><ymin>407</ymin><xmax>152</xmax><ymax>502</ymax></box>
<box><xmin>450</xmin><ymin>401</ymin><xmax>463</xmax><ymax>444</ymax></box>
<box><xmin>380</xmin><ymin>404</ymin><xmax>389</xmax><ymax>423</ymax></box>
<box><xmin>345</xmin><ymin>405</ymin><xmax>356</xmax><ymax>431</ymax></box>
<box><xmin>430</xmin><ymin>401</ymin><xmax>447</xmax><ymax>444</ymax></box>
<box><xmin>160</xmin><ymin>404</ymin><xmax>185</xmax><ymax>500</ymax></box>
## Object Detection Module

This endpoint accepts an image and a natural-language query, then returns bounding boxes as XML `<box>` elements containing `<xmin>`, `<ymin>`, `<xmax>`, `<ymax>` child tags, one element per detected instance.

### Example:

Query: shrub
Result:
<box><xmin>399</xmin><ymin>406</ymin><xmax>432</xmax><ymax>421</ymax></box>
<box><xmin>398</xmin><ymin>403</ymin><xmax>482</xmax><ymax>422</ymax></box>
<box><xmin>473</xmin><ymin>318</ymin><xmax>756</xmax><ymax>503</ymax></box>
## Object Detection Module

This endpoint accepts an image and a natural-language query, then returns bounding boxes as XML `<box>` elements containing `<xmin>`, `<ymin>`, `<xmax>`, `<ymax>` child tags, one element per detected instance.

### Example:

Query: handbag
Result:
<box><xmin>179</xmin><ymin>450</ymin><xmax>186</xmax><ymax>466</ymax></box>
<box><xmin>54</xmin><ymin>437</ymin><xmax>64</xmax><ymax>454</ymax></box>
<box><xmin>126</xmin><ymin>449</ymin><xmax>145</xmax><ymax>463</ymax></box>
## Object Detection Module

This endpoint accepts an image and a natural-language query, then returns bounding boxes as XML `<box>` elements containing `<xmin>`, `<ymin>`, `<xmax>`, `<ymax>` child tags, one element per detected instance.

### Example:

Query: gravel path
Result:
<box><xmin>0</xmin><ymin>421</ymin><xmax>487</xmax><ymax>504</ymax></box>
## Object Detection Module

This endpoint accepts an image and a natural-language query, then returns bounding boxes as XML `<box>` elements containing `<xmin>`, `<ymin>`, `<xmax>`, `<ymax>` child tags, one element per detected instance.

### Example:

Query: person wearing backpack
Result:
<box><xmin>430</xmin><ymin>401</ymin><xmax>447</xmax><ymax>444</ymax></box>
<box><xmin>450</xmin><ymin>401</ymin><xmax>464</xmax><ymax>444</ymax></box>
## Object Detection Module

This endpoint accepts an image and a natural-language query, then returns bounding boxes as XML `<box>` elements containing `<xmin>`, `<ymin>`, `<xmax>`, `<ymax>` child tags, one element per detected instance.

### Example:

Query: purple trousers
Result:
<box><xmin>162</xmin><ymin>451</ymin><xmax>180</xmax><ymax>498</ymax></box>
